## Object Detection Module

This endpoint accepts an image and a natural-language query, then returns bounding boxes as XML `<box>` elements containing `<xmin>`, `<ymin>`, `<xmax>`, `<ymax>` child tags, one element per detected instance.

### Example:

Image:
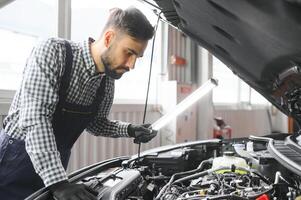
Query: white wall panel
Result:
<box><xmin>0</xmin><ymin>115</ymin><xmax>3</xmax><ymax>129</ymax></box>
<box><xmin>214</xmin><ymin>109</ymin><xmax>272</xmax><ymax>138</ymax></box>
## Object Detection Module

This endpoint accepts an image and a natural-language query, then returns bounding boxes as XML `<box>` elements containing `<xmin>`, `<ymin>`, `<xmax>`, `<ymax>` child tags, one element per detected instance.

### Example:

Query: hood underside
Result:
<box><xmin>152</xmin><ymin>0</ymin><xmax>301</xmax><ymax>123</ymax></box>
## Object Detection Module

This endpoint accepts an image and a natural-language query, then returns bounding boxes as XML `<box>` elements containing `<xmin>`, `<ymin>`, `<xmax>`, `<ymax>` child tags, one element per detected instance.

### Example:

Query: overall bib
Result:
<box><xmin>0</xmin><ymin>42</ymin><xmax>105</xmax><ymax>200</ymax></box>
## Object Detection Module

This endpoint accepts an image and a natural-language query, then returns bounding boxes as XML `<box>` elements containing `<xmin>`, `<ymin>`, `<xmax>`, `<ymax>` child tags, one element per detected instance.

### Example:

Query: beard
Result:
<box><xmin>101</xmin><ymin>47</ymin><xmax>128</xmax><ymax>80</ymax></box>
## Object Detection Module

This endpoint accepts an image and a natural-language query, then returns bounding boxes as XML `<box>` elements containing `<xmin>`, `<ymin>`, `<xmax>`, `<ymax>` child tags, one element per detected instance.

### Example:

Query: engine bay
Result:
<box><xmin>77</xmin><ymin>136</ymin><xmax>301</xmax><ymax>200</ymax></box>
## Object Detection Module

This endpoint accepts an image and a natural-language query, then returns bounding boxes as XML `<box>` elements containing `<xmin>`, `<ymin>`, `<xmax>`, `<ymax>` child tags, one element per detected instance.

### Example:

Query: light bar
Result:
<box><xmin>151</xmin><ymin>78</ymin><xmax>218</xmax><ymax>131</ymax></box>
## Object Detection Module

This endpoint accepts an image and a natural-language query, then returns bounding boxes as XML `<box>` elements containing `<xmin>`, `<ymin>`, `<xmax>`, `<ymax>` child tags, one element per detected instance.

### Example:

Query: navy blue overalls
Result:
<box><xmin>0</xmin><ymin>41</ymin><xmax>106</xmax><ymax>200</ymax></box>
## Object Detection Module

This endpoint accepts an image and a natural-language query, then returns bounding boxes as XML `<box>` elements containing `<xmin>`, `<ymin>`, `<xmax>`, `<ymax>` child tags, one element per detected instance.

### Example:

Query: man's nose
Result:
<box><xmin>126</xmin><ymin>56</ymin><xmax>137</xmax><ymax>70</ymax></box>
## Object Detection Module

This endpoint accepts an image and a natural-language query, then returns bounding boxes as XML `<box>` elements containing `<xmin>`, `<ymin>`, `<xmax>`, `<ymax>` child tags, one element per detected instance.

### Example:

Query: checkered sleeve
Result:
<box><xmin>86</xmin><ymin>77</ymin><xmax>130</xmax><ymax>137</ymax></box>
<box><xmin>19</xmin><ymin>39</ymin><xmax>68</xmax><ymax>187</ymax></box>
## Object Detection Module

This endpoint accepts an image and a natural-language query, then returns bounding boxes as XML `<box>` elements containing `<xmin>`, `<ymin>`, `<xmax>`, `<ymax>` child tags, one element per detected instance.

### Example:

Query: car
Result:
<box><xmin>27</xmin><ymin>0</ymin><xmax>301</xmax><ymax>199</ymax></box>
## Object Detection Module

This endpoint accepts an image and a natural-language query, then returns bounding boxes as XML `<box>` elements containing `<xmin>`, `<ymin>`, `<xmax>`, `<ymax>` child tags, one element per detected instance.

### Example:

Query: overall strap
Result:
<box><xmin>59</xmin><ymin>41</ymin><xmax>73</xmax><ymax>102</ymax></box>
<box><xmin>91</xmin><ymin>75</ymin><xmax>107</xmax><ymax>112</ymax></box>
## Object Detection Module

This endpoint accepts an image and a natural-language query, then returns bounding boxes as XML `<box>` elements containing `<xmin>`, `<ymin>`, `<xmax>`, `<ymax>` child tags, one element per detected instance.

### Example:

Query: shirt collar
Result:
<box><xmin>82</xmin><ymin>37</ymin><xmax>100</xmax><ymax>76</ymax></box>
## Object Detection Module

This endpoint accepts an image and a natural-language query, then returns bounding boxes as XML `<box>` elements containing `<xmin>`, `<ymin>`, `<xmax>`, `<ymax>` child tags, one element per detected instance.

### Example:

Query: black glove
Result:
<box><xmin>128</xmin><ymin>124</ymin><xmax>157</xmax><ymax>144</ymax></box>
<box><xmin>49</xmin><ymin>180</ymin><xmax>98</xmax><ymax>200</ymax></box>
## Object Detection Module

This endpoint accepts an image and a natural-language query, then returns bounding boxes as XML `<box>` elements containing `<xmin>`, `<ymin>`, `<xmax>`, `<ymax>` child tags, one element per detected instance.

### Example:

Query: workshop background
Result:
<box><xmin>0</xmin><ymin>0</ymin><xmax>289</xmax><ymax>173</ymax></box>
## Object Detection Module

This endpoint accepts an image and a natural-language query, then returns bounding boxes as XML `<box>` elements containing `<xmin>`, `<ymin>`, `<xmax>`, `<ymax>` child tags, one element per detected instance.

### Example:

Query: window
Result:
<box><xmin>213</xmin><ymin>57</ymin><xmax>268</xmax><ymax>106</ymax></box>
<box><xmin>0</xmin><ymin>0</ymin><xmax>162</xmax><ymax>103</ymax></box>
<box><xmin>0</xmin><ymin>29</ymin><xmax>36</xmax><ymax>90</ymax></box>
<box><xmin>71</xmin><ymin>0</ymin><xmax>162</xmax><ymax>103</ymax></box>
<box><xmin>0</xmin><ymin>0</ymin><xmax>58</xmax><ymax>91</ymax></box>
<box><xmin>212</xmin><ymin>58</ymin><xmax>239</xmax><ymax>104</ymax></box>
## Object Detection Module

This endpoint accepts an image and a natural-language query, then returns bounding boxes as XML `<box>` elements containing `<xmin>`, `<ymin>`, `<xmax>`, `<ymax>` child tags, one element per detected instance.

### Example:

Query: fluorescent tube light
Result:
<box><xmin>151</xmin><ymin>78</ymin><xmax>218</xmax><ymax>131</ymax></box>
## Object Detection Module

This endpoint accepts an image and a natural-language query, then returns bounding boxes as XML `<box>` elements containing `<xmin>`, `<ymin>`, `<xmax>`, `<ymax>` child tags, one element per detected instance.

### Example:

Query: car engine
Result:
<box><xmin>77</xmin><ymin>136</ymin><xmax>301</xmax><ymax>200</ymax></box>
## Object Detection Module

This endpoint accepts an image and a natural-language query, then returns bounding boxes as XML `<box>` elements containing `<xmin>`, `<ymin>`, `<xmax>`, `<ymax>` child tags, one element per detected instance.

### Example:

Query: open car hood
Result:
<box><xmin>151</xmin><ymin>0</ymin><xmax>301</xmax><ymax>123</ymax></box>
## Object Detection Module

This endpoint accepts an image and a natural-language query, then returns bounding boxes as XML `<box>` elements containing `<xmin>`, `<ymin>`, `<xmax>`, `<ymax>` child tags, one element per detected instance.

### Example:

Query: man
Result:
<box><xmin>0</xmin><ymin>7</ymin><xmax>157</xmax><ymax>200</ymax></box>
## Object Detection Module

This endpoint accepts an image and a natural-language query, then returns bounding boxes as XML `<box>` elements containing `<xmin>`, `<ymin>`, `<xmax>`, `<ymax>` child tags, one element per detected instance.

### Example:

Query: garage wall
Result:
<box><xmin>0</xmin><ymin>90</ymin><xmax>13</xmax><ymax>129</ymax></box>
<box><xmin>0</xmin><ymin>102</ymin><xmax>10</xmax><ymax>129</ymax></box>
<box><xmin>214</xmin><ymin>109</ymin><xmax>272</xmax><ymax>138</ymax></box>
<box><xmin>0</xmin><ymin>115</ymin><xmax>4</xmax><ymax>129</ymax></box>
<box><xmin>165</xmin><ymin>26</ymin><xmax>215</xmax><ymax>140</ymax></box>
<box><xmin>195</xmin><ymin>48</ymin><xmax>215</xmax><ymax>139</ymax></box>
<box><xmin>167</xmin><ymin>26</ymin><xmax>196</xmax><ymax>83</ymax></box>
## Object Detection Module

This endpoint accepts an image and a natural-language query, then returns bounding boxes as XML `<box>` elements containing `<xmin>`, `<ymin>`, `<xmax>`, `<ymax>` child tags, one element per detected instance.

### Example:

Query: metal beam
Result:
<box><xmin>0</xmin><ymin>0</ymin><xmax>15</xmax><ymax>9</ymax></box>
<box><xmin>58</xmin><ymin>0</ymin><xmax>71</xmax><ymax>39</ymax></box>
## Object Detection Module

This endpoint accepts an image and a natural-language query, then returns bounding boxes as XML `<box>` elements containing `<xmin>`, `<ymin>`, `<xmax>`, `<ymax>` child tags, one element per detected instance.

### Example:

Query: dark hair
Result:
<box><xmin>103</xmin><ymin>7</ymin><xmax>154</xmax><ymax>41</ymax></box>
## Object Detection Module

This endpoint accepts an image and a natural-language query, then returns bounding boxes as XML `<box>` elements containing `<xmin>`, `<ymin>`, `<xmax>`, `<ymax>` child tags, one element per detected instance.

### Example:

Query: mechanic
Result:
<box><xmin>0</xmin><ymin>7</ymin><xmax>157</xmax><ymax>200</ymax></box>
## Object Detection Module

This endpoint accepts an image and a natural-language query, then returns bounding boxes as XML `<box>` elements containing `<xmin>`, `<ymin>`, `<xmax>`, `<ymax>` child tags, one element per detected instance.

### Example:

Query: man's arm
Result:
<box><xmin>85</xmin><ymin>77</ymin><xmax>157</xmax><ymax>144</ymax></box>
<box><xmin>19</xmin><ymin>38</ymin><xmax>68</xmax><ymax>187</ymax></box>
<box><xmin>86</xmin><ymin>77</ymin><xmax>130</xmax><ymax>137</ymax></box>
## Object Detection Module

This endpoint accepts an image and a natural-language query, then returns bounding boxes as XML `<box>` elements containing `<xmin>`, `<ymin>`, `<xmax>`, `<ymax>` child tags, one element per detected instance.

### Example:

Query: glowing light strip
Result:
<box><xmin>151</xmin><ymin>78</ymin><xmax>218</xmax><ymax>131</ymax></box>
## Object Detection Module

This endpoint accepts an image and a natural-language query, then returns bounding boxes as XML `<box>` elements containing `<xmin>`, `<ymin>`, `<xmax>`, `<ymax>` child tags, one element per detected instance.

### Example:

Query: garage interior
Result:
<box><xmin>0</xmin><ymin>0</ymin><xmax>291</xmax><ymax>175</ymax></box>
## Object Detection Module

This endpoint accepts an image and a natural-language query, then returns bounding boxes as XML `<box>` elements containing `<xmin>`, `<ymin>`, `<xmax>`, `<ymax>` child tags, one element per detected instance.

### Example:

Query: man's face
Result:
<box><xmin>101</xmin><ymin>33</ymin><xmax>148</xmax><ymax>79</ymax></box>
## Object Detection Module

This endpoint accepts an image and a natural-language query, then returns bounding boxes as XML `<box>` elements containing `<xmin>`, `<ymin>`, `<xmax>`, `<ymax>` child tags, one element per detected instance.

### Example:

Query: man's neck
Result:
<box><xmin>90</xmin><ymin>40</ymin><xmax>105</xmax><ymax>73</ymax></box>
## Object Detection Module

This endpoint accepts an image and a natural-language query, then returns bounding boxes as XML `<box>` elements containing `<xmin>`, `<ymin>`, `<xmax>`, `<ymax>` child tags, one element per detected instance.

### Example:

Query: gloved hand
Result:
<box><xmin>128</xmin><ymin>124</ymin><xmax>157</xmax><ymax>144</ymax></box>
<box><xmin>49</xmin><ymin>180</ymin><xmax>98</xmax><ymax>200</ymax></box>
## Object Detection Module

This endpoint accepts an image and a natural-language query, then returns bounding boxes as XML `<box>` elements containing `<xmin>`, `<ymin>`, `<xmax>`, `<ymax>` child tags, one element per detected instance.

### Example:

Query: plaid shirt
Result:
<box><xmin>3</xmin><ymin>38</ymin><xmax>130</xmax><ymax>187</ymax></box>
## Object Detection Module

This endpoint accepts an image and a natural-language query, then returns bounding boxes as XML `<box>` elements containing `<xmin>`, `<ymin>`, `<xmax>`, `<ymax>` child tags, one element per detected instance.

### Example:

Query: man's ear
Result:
<box><xmin>104</xmin><ymin>30</ymin><xmax>115</xmax><ymax>48</ymax></box>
